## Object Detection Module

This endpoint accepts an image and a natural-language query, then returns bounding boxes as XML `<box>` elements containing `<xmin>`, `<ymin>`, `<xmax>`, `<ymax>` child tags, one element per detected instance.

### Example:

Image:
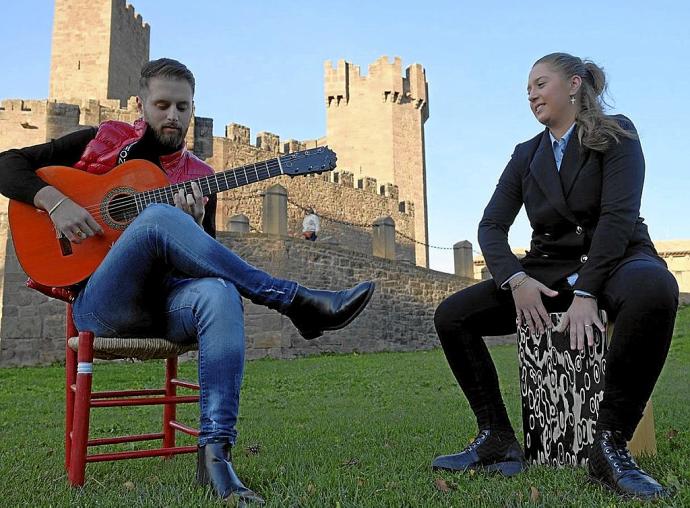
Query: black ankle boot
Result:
<box><xmin>588</xmin><ymin>430</ymin><xmax>668</xmax><ymax>499</ymax></box>
<box><xmin>432</xmin><ymin>429</ymin><xmax>525</xmax><ymax>477</ymax></box>
<box><xmin>285</xmin><ymin>281</ymin><xmax>375</xmax><ymax>340</ymax></box>
<box><xmin>196</xmin><ymin>440</ymin><xmax>265</xmax><ymax>505</ymax></box>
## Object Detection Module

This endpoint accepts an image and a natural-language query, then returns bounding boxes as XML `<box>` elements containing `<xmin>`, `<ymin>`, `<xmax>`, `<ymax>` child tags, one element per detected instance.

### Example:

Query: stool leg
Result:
<box><xmin>65</xmin><ymin>306</ymin><xmax>78</xmax><ymax>471</ymax></box>
<box><xmin>68</xmin><ymin>331</ymin><xmax>94</xmax><ymax>487</ymax></box>
<box><xmin>162</xmin><ymin>357</ymin><xmax>177</xmax><ymax>453</ymax></box>
<box><xmin>629</xmin><ymin>400</ymin><xmax>657</xmax><ymax>457</ymax></box>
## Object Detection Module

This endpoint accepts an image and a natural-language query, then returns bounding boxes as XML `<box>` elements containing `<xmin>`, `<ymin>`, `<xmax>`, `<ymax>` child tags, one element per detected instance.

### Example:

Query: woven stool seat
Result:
<box><xmin>68</xmin><ymin>336</ymin><xmax>198</xmax><ymax>360</ymax></box>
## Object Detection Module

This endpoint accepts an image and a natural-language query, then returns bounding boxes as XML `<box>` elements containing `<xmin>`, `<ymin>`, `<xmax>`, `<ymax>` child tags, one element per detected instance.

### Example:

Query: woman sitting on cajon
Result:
<box><xmin>432</xmin><ymin>52</ymin><xmax>678</xmax><ymax>500</ymax></box>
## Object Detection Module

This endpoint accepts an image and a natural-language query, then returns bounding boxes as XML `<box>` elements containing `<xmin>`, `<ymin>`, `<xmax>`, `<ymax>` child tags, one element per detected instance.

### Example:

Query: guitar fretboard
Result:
<box><xmin>133</xmin><ymin>157</ymin><xmax>285</xmax><ymax>211</ymax></box>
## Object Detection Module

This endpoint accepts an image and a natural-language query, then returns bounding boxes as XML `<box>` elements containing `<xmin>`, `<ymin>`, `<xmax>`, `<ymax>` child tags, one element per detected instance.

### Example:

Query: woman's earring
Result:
<box><xmin>569</xmin><ymin>95</ymin><xmax>576</xmax><ymax>105</ymax></box>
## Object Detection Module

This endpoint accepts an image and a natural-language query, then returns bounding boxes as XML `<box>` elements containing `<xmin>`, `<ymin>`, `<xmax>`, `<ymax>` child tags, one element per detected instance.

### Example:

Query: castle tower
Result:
<box><xmin>324</xmin><ymin>56</ymin><xmax>430</xmax><ymax>267</ymax></box>
<box><xmin>49</xmin><ymin>0</ymin><xmax>150</xmax><ymax>106</ymax></box>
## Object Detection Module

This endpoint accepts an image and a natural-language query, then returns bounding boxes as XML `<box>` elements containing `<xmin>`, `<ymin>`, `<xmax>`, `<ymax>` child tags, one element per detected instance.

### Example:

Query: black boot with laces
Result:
<box><xmin>588</xmin><ymin>430</ymin><xmax>668</xmax><ymax>499</ymax></box>
<box><xmin>432</xmin><ymin>429</ymin><xmax>525</xmax><ymax>477</ymax></box>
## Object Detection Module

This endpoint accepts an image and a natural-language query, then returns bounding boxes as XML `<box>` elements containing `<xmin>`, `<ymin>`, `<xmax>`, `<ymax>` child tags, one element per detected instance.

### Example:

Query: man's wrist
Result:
<box><xmin>509</xmin><ymin>273</ymin><xmax>529</xmax><ymax>291</ymax></box>
<box><xmin>34</xmin><ymin>185</ymin><xmax>66</xmax><ymax>211</ymax></box>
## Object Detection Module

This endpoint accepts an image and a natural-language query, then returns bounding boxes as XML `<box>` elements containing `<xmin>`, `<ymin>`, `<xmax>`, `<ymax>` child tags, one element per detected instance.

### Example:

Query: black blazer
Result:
<box><xmin>478</xmin><ymin>115</ymin><xmax>663</xmax><ymax>297</ymax></box>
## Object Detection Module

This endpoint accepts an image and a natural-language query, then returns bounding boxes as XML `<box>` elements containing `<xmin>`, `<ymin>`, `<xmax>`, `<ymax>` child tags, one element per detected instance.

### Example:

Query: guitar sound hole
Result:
<box><xmin>106</xmin><ymin>193</ymin><xmax>138</xmax><ymax>228</ymax></box>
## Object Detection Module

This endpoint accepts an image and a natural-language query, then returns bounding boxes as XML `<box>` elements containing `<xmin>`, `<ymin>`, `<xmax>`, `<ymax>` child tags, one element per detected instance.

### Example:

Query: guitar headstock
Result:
<box><xmin>279</xmin><ymin>146</ymin><xmax>337</xmax><ymax>176</ymax></box>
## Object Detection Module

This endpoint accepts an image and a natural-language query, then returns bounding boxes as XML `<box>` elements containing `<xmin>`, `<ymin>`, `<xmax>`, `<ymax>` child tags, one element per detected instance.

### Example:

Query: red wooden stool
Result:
<box><xmin>65</xmin><ymin>304</ymin><xmax>201</xmax><ymax>486</ymax></box>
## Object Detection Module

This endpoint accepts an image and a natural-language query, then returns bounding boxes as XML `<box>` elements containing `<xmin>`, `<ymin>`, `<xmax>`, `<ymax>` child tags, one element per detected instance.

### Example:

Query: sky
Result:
<box><xmin>1</xmin><ymin>0</ymin><xmax>689</xmax><ymax>273</ymax></box>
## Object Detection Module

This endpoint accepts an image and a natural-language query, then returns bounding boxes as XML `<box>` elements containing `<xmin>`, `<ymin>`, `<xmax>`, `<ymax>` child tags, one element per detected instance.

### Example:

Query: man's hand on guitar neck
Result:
<box><xmin>34</xmin><ymin>186</ymin><xmax>103</xmax><ymax>244</ymax></box>
<box><xmin>173</xmin><ymin>181</ymin><xmax>206</xmax><ymax>227</ymax></box>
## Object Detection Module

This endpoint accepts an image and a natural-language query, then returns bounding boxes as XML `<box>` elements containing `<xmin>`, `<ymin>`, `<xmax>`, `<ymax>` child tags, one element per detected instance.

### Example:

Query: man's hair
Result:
<box><xmin>139</xmin><ymin>58</ymin><xmax>196</xmax><ymax>97</ymax></box>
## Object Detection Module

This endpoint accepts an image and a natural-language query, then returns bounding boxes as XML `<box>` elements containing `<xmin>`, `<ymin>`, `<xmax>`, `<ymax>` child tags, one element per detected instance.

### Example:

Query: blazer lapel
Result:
<box><xmin>559</xmin><ymin>128</ymin><xmax>589</xmax><ymax>198</ymax></box>
<box><xmin>529</xmin><ymin>130</ymin><xmax>578</xmax><ymax>223</ymax></box>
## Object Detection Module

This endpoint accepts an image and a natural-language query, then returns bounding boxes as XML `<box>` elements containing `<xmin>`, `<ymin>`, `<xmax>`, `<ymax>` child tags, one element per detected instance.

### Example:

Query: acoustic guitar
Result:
<box><xmin>9</xmin><ymin>147</ymin><xmax>336</xmax><ymax>287</ymax></box>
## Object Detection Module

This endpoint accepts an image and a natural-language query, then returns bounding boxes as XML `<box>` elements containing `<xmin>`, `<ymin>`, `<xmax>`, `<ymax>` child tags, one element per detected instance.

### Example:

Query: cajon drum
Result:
<box><xmin>517</xmin><ymin>312</ymin><xmax>656</xmax><ymax>467</ymax></box>
<box><xmin>517</xmin><ymin>312</ymin><xmax>607</xmax><ymax>466</ymax></box>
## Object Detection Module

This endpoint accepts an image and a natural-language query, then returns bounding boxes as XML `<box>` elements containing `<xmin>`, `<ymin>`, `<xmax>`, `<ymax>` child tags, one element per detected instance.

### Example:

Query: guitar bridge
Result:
<box><xmin>58</xmin><ymin>234</ymin><xmax>73</xmax><ymax>256</ymax></box>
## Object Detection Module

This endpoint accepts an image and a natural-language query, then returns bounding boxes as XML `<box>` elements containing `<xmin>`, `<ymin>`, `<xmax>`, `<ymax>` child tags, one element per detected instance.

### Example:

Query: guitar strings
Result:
<box><xmin>74</xmin><ymin>159</ymin><xmax>285</xmax><ymax>217</ymax></box>
<box><xmin>76</xmin><ymin>148</ymin><xmax>330</xmax><ymax>216</ymax></box>
<box><xmin>78</xmin><ymin>160</ymin><xmax>280</xmax><ymax>214</ymax></box>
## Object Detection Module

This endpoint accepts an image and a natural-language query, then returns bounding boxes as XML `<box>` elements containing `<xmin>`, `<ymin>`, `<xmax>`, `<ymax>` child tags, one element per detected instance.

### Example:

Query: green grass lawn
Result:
<box><xmin>0</xmin><ymin>306</ymin><xmax>688</xmax><ymax>507</ymax></box>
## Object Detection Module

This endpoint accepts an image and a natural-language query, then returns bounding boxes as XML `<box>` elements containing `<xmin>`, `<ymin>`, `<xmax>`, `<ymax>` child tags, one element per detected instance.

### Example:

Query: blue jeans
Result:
<box><xmin>72</xmin><ymin>204</ymin><xmax>299</xmax><ymax>445</ymax></box>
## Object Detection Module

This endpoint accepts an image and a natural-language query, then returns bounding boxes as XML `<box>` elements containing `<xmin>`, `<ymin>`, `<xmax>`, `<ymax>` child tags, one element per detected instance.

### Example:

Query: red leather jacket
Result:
<box><xmin>74</xmin><ymin>118</ymin><xmax>214</xmax><ymax>183</ymax></box>
<box><xmin>27</xmin><ymin>118</ymin><xmax>215</xmax><ymax>301</ymax></box>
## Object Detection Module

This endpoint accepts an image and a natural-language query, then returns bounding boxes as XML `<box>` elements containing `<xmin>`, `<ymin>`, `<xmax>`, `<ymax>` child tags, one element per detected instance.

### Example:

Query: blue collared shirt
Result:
<box><xmin>549</xmin><ymin>123</ymin><xmax>576</xmax><ymax>171</ymax></box>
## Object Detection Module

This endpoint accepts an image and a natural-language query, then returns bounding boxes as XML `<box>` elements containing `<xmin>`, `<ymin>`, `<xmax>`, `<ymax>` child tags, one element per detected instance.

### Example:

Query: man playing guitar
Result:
<box><xmin>0</xmin><ymin>58</ymin><xmax>375</xmax><ymax>505</ymax></box>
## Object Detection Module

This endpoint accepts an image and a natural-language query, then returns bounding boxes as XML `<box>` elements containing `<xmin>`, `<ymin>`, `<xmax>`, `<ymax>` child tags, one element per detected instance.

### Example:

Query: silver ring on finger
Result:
<box><xmin>77</xmin><ymin>231</ymin><xmax>86</xmax><ymax>239</ymax></box>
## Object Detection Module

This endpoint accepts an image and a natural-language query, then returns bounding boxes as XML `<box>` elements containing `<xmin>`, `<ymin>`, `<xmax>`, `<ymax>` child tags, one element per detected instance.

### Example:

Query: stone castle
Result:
<box><xmin>0</xmin><ymin>0</ymin><xmax>430</xmax><ymax>266</ymax></box>
<box><xmin>0</xmin><ymin>0</ymin><xmax>686</xmax><ymax>366</ymax></box>
<box><xmin>0</xmin><ymin>0</ymin><xmax>452</xmax><ymax>366</ymax></box>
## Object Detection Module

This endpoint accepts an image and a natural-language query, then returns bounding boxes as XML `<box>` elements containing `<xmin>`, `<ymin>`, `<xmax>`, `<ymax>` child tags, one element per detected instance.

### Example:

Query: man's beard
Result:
<box><xmin>153</xmin><ymin>125</ymin><xmax>186</xmax><ymax>150</ymax></box>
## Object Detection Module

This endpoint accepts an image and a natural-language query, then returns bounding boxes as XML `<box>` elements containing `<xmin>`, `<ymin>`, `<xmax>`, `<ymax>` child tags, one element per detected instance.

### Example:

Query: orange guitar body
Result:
<box><xmin>9</xmin><ymin>160</ymin><xmax>170</xmax><ymax>287</ymax></box>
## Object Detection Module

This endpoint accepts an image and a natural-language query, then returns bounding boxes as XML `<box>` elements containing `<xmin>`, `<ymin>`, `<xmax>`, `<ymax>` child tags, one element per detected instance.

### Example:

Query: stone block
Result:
<box><xmin>262</xmin><ymin>184</ymin><xmax>288</xmax><ymax>236</ymax></box>
<box><xmin>453</xmin><ymin>240</ymin><xmax>474</xmax><ymax>279</ymax></box>
<box><xmin>252</xmin><ymin>332</ymin><xmax>282</xmax><ymax>349</ymax></box>
<box><xmin>2</xmin><ymin>316</ymin><xmax>42</xmax><ymax>338</ymax></box>
<box><xmin>226</xmin><ymin>123</ymin><xmax>250</xmax><ymax>144</ymax></box>
<box><xmin>283</xmin><ymin>139</ymin><xmax>305</xmax><ymax>153</ymax></box>
<box><xmin>256</xmin><ymin>132</ymin><xmax>280</xmax><ymax>153</ymax></box>
<box><xmin>246</xmin><ymin>348</ymin><xmax>268</xmax><ymax>361</ymax></box>
<box><xmin>357</xmin><ymin>176</ymin><xmax>377</xmax><ymax>193</ymax></box>
<box><xmin>2</xmin><ymin>305</ymin><xmax>17</xmax><ymax>317</ymax></box>
<box><xmin>340</xmin><ymin>171</ymin><xmax>354</xmax><ymax>188</ymax></box>
<box><xmin>227</xmin><ymin>214</ymin><xmax>250</xmax><ymax>233</ymax></box>
<box><xmin>43</xmin><ymin>314</ymin><xmax>65</xmax><ymax>337</ymax></box>
<box><xmin>373</xmin><ymin>216</ymin><xmax>396</xmax><ymax>260</ymax></box>
<box><xmin>383</xmin><ymin>183</ymin><xmax>399</xmax><ymax>201</ymax></box>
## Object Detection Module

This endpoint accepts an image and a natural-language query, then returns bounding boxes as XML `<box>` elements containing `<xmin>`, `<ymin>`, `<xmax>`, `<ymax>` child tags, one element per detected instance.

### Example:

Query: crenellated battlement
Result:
<box><xmin>0</xmin><ymin>99</ymin><xmax>82</xmax><ymax>152</ymax></box>
<box><xmin>115</xmin><ymin>0</ymin><xmax>150</xmax><ymax>29</ymax></box>
<box><xmin>0</xmin><ymin>99</ymin><xmax>79</xmax><ymax>115</ymax></box>
<box><xmin>220</xmin><ymin>123</ymin><xmax>306</xmax><ymax>154</ymax></box>
<box><xmin>325</xmin><ymin>55</ymin><xmax>428</xmax><ymax>111</ymax></box>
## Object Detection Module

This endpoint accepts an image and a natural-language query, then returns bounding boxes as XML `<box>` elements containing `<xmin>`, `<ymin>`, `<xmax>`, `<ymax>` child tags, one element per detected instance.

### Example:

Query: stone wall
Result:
<box><xmin>216</xmin><ymin>173</ymin><xmax>416</xmax><ymax>263</ymax></box>
<box><xmin>0</xmin><ymin>100</ymin><xmax>82</xmax><ymax>152</ymax></box>
<box><xmin>0</xmin><ymin>232</ymin><xmax>473</xmax><ymax>366</ymax></box>
<box><xmin>208</xmin><ymin>127</ymin><xmax>417</xmax><ymax>262</ymax></box>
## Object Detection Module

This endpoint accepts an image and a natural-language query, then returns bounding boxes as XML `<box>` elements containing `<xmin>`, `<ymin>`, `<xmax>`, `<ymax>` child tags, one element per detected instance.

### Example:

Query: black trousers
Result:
<box><xmin>434</xmin><ymin>259</ymin><xmax>679</xmax><ymax>440</ymax></box>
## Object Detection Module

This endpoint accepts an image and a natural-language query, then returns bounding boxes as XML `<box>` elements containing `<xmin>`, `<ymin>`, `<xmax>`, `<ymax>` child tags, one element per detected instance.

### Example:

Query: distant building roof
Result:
<box><xmin>473</xmin><ymin>239</ymin><xmax>690</xmax><ymax>265</ymax></box>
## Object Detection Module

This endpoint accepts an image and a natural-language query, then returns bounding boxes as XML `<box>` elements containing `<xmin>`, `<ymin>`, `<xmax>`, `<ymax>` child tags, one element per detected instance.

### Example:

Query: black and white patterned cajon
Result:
<box><xmin>516</xmin><ymin>312</ymin><xmax>608</xmax><ymax>466</ymax></box>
